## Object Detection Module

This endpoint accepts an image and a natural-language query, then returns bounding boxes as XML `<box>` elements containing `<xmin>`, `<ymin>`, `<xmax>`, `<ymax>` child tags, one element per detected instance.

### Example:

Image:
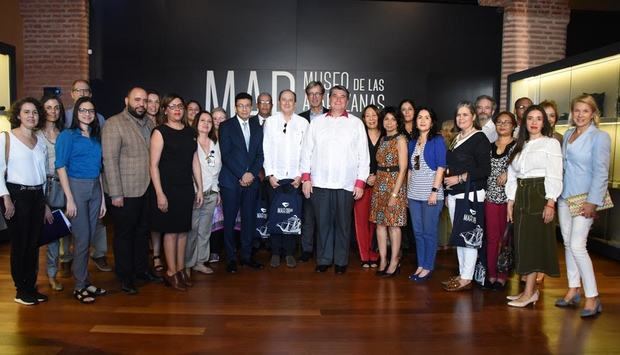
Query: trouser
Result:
<box><xmin>69</xmin><ymin>178</ymin><xmax>101</xmax><ymax>290</ymax></box>
<box><xmin>409</xmin><ymin>199</ymin><xmax>443</xmax><ymax>271</ymax></box>
<box><xmin>221</xmin><ymin>185</ymin><xmax>258</xmax><ymax>262</ymax></box>
<box><xmin>59</xmin><ymin>235</ymin><xmax>73</xmax><ymax>262</ymax></box>
<box><xmin>484</xmin><ymin>201</ymin><xmax>509</xmax><ymax>281</ymax></box>
<box><xmin>185</xmin><ymin>191</ymin><xmax>218</xmax><ymax>268</ymax></box>
<box><xmin>353</xmin><ymin>185</ymin><xmax>378</xmax><ymax>262</ymax></box>
<box><xmin>271</xmin><ymin>234</ymin><xmax>296</xmax><ymax>256</ymax></box>
<box><xmin>558</xmin><ymin>199</ymin><xmax>598</xmax><ymax>298</ymax></box>
<box><xmin>90</xmin><ymin>221</ymin><xmax>107</xmax><ymax>259</ymax></box>
<box><xmin>447</xmin><ymin>193</ymin><xmax>482</xmax><ymax>281</ymax></box>
<box><xmin>46</xmin><ymin>239</ymin><xmax>60</xmax><ymax>278</ymax></box>
<box><xmin>109</xmin><ymin>193</ymin><xmax>149</xmax><ymax>283</ymax></box>
<box><xmin>312</xmin><ymin>187</ymin><xmax>354</xmax><ymax>266</ymax></box>
<box><xmin>6</xmin><ymin>184</ymin><xmax>45</xmax><ymax>294</ymax></box>
<box><xmin>301</xmin><ymin>196</ymin><xmax>315</xmax><ymax>253</ymax></box>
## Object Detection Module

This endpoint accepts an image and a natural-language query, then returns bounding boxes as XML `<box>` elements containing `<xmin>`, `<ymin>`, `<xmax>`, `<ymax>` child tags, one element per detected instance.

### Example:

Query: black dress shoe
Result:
<box><xmin>335</xmin><ymin>265</ymin><xmax>348</xmax><ymax>275</ymax></box>
<box><xmin>136</xmin><ymin>271</ymin><xmax>163</xmax><ymax>283</ymax></box>
<box><xmin>226</xmin><ymin>262</ymin><xmax>238</xmax><ymax>273</ymax></box>
<box><xmin>240</xmin><ymin>259</ymin><xmax>264</xmax><ymax>270</ymax></box>
<box><xmin>299</xmin><ymin>251</ymin><xmax>312</xmax><ymax>262</ymax></box>
<box><xmin>121</xmin><ymin>282</ymin><xmax>138</xmax><ymax>295</ymax></box>
<box><xmin>315</xmin><ymin>265</ymin><xmax>330</xmax><ymax>273</ymax></box>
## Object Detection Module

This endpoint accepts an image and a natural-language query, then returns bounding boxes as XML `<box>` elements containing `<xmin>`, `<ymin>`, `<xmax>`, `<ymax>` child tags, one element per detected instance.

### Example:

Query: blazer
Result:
<box><xmin>299</xmin><ymin>107</ymin><xmax>328</xmax><ymax>123</ymax></box>
<box><xmin>219</xmin><ymin>115</ymin><xmax>264</xmax><ymax>189</ymax></box>
<box><xmin>408</xmin><ymin>134</ymin><xmax>447</xmax><ymax>171</ymax></box>
<box><xmin>561</xmin><ymin>123</ymin><xmax>611</xmax><ymax>205</ymax></box>
<box><xmin>102</xmin><ymin>109</ymin><xmax>154</xmax><ymax>198</ymax></box>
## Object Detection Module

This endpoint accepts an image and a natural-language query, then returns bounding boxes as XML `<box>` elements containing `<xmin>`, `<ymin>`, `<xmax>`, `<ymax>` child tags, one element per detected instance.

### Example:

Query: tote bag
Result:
<box><xmin>449</xmin><ymin>180</ymin><xmax>484</xmax><ymax>249</ymax></box>
<box><xmin>267</xmin><ymin>180</ymin><xmax>302</xmax><ymax>236</ymax></box>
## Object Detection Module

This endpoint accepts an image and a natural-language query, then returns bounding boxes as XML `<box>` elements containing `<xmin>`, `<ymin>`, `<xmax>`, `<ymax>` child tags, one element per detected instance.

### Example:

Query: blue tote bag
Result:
<box><xmin>267</xmin><ymin>179</ymin><xmax>302</xmax><ymax>235</ymax></box>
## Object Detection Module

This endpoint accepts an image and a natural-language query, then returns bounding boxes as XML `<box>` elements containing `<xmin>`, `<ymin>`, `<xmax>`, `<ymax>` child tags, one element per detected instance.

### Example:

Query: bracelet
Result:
<box><xmin>391</xmin><ymin>193</ymin><xmax>397</xmax><ymax>198</ymax></box>
<box><xmin>545</xmin><ymin>205</ymin><xmax>555</xmax><ymax>210</ymax></box>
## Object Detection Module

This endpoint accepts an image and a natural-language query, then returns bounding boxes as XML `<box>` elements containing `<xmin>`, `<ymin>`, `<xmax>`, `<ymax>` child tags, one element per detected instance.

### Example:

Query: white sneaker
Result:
<box><xmin>192</xmin><ymin>264</ymin><xmax>214</xmax><ymax>274</ymax></box>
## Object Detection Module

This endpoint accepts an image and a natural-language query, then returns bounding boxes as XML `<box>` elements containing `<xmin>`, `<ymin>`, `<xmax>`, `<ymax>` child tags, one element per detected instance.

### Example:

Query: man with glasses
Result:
<box><xmin>301</xmin><ymin>85</ymin><xmax>369</xmax><ymax>274</ymax></box>
<box><xmin>102</xmin><ymin>87</ymin><xmax>162</xmax><ymax>294</ymax></box>
<box><xmin>219</xmin><ymin>93</ymin><xmax>265</xmax><ymax>273</ymax></box>
<box><xmin>513</xmin><ymin>97</ymin><xmax>533</xmax><ymax>138</ymax></box>
<box><xmin>475</xmin><ymin>95</ymin><xmax>498</xmax><ymax>143</ymax></box>
<box><xmin>256</xmin><ymin>92</ymin><xmax>272</xmax><ymax>126</ymax></box>
<box><xmin>63</xmin><ymin>79</ymin><xmax>110</xmax><ymax>273</ymax></box>
<box><xmin>298</xmin><ymin>81</ymin><xmax>328</xmax><ymax>262</ymax></box>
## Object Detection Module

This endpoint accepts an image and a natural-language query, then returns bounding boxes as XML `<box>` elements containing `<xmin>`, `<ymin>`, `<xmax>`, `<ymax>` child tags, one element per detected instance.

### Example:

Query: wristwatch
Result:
<box><xmin>431</xmin><ymin>187</ymin><xmax>438</xmax><ymax>192</ymax></box>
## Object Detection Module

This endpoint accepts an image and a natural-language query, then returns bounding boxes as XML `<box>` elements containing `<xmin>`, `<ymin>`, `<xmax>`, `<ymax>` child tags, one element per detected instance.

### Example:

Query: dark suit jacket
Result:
<box><xmin>299</xmin><ymin>107</ymin><xmax>328</xmax><ymax>123</ymax></box>
<box><xmin>219</xmin><ymin>115</ymin><xmax>264</xmax><ymax>189</ymax></box>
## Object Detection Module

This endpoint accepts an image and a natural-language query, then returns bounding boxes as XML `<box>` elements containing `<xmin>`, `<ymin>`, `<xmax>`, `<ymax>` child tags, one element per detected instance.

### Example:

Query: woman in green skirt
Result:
<box><xmin>505</xmin><ymin>105</ymin><xmax>563</xmax><ymax>308</ymax></box>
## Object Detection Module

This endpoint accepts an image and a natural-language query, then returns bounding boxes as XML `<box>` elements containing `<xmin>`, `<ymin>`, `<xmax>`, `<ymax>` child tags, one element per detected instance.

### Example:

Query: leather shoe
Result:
<box><xmin>315</xmin><ymin>265</ymin><xmax>330</xmax><ymax>273</ymax></box>
<box><xmin>240</xmin><ymin>259</ymin><xmax>264</xmax><ymax>270</ymax></box>
<box><xmin>136</xmin><ymin>271</ymin><xmax>163</xmax><ymax>283</ymax></box>
<box><xmin>335</xmin><ymin>265</ymin><xmax>347</xmax><ymax>275</ymax></box>
<box><xmin>121</xmin><ymin>281</ymin><xmax>138</xmax><ymax>295</ymax></box>
<box><xmin>226</xmin><ymin>262</ymin><xmax>238</xmax><ymax>273</ymax></box>
<box><xmin>299</xmin><ymin>251</ymin><xmax>312</xmax><ymax>262</ymax></box>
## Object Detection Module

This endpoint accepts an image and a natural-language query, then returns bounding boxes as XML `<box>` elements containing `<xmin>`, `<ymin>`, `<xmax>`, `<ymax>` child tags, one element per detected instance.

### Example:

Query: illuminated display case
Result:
<box><xmin>508</xmin><ymin>42</ymin><xmax>620</xmax><ymax>259</ymax></box>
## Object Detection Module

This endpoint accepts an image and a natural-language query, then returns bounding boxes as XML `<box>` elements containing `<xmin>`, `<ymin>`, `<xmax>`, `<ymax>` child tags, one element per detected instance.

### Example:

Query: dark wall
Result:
<box><xmin>567</xmin><ymin>10</ymin><xmax>620</xmax><ymax>57</ymax></box>
<box><xmin>90</xmin><ymin>0</ymin><xmax>502</xmax><ymax>121</ymax></box>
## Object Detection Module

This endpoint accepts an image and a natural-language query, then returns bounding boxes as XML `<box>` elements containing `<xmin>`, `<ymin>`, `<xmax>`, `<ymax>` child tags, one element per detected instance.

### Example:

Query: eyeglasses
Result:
<box><xmin>517</xmin><ymin>105</ymin><xmax>528</xmax><ymax>110</ymax></box>
<box><xmin>259</xmin><ymin>100</ymin><xmax>272</xmax><ymax>105</ymax></box>
<box><xmin>308</xmin><ymin>92</ymin><xmax>323</xmax><ymax>97</ymax></box>
<box><xmin>167</xmin><ymin>104</ymin><xmax>184</xmax><ymax>111</ymax></box>
<box><xmin>72</xmin><ymin>88</ymin><xmax>91</xmax><ymax>95</ymax></box>
<box><xmin>283</xmin><ymin>122</ymin><xmax>288</xmax><ymax>134</ymax></box>
<box><xmin>414</xmin><ymin>155</ymin><xmax>420</xmax><ymax>170</ymax></box>
<box><xmin>236</xmin><ymin>104</ymin><xmax>251</xmax><ymax>110</ymax></box>
<box><xmin>78</xmin><ymin>108</ymin><xmax>95</xmax><ymax>115</ymax></box>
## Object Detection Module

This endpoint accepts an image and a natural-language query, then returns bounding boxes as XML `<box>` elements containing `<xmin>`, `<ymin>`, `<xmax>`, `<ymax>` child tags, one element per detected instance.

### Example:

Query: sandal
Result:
<box><xmin>361</xmin><ymin>261</ymin><xmax>370</xmax><ymax>268</ymax></box>
<box><xmin>369</xmin><ymin>260</ymin><xmax>379</xmax><ymax>268</ymax></box>
<box><xmin>74</xmin><ymin>288</ymin><xmax>96</xmax><ymax>304</ymax></box>
<box><xmin>153</xmin><ymin>255</ymin><xmax>164</xmax><ymax>273</ymax></box>
<box><xmin>85</xmin><ymin>285</ymin><xmax>107</xmax><ymax>297</ymax></box>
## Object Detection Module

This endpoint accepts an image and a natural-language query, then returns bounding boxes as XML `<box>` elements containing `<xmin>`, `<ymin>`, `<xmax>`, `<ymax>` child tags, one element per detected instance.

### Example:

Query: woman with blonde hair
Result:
<box><xmin>556</xmin><ymin>94</ymin><xmax>609</xmax><ymax>317</ymax></box>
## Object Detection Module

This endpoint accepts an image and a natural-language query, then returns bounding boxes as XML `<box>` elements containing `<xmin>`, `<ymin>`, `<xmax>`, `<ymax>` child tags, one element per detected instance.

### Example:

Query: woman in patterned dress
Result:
<box><xmin>370</xmin><ymin>107</ymin><xmax>408</xmax><ymax>277</ymax></box>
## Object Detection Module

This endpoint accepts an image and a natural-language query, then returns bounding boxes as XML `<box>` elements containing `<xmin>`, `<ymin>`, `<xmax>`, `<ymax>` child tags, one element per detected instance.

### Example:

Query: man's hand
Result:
<box><xmin>111</xmin><ymin>196</ymin><xmax>124</xmax><ymax>208</ymax></box>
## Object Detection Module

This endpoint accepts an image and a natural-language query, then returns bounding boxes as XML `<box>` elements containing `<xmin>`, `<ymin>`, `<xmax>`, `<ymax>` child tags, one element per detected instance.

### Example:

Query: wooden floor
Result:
<box><xmin>0</xmin><ymin>240</ymin><xmax>619</xmax><ymax>355</ymax></box>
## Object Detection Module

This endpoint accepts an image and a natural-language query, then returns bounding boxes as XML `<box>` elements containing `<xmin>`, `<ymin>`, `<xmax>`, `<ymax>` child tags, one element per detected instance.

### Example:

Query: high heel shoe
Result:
<box><xmin>163</xmin><ymin>272</ymin><xmax>186</xmax><ymax>292</ymax></box>
<box><xmin>580</xmin><ymin>299</ymin><xmax>602</xmax><ymax>318</ymax></box>
<box><xmin>375</xmin><ymin>261</ymin><xmax>389</xmax><ymax>276</ymax></box>
<box><xmin>381</xmin><ymin>264</ymin><xmax>401</xmax><ymax>278</ymax></box>
<box><xmin>507</xmin><ymin>290</ymin><xmax>539</xmax><ymax>308</ymax></box>
<box><xmin>555</xmin><ymin>293</ymin><xmax>581</xmax><ymax>308</ymax></box>
<box><xmin>179</xmin><ymin>269</ymin><xmax>193</xmax><ymax>287</ymax></box>
<box><xmin>506</xmin><ymin>292</ymin><xmax>523</xmax><ymax>301</ymax></box>
<box><xmin>411</xmin><ymin>271</ymin><xmax>432</xmax><ymax>283</ymax></box>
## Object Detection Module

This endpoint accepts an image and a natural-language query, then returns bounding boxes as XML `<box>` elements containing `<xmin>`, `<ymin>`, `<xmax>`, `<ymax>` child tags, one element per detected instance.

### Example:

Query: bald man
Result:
<box><xmin>102</xmin><ymin>87</ymin><xmax>161</xmax><ymax>294</ymax></box>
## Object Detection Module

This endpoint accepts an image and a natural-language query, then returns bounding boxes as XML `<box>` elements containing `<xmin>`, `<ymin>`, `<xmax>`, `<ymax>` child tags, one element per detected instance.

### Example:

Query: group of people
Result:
<box><xmin>0</xmin><ymin>79</ymin><xmax>609</xmax><ymax>318</ymax></box>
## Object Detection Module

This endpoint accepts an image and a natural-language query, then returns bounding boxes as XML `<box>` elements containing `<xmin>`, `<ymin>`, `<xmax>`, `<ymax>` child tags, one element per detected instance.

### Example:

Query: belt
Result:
<box><xmin>202</xmin><ymin>189</ymin><xmax>218</xmax><ymax>197</ymax></box>
<box><xmin>46</xmin><ymin>175</ymin><xmax>60</xmax><ymax>181</ymax></box>
<box><xmin>376</xmin><ymin>166</ymin><xmax>400</xmax><ymax>172</ymax></box>
<box><xmin>517</xmin><ymin>177</ymin><xmax>544</xmax><ymax>187</ymax></box>
<box><xmin>7</xmin><ymin>183</ymin><xmax>44</xmax><ymax>191</ymax></box>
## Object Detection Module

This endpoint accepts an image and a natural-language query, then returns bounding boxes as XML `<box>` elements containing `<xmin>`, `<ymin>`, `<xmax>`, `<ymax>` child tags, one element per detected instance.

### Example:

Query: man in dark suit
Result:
<box><xmin>219</xmin><ymin>92</ymin><xmax>265</xmax><ymax>273</ymax></box>
<box><xmin>297</xmin><ymin>81</ymin><xmax>328</xmax><ymax>262</ymax></box>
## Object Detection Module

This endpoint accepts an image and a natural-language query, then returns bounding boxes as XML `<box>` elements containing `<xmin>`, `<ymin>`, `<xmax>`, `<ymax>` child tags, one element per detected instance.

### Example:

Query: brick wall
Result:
<box><xmin>19</xmin><ymin>0</ymin><xmax>89</xmax><ymax>106</ymax></box>
<box><xmin>480</xmin><ymin>0</ymin><xmax>570</xmax><ymax>111</ymax></box>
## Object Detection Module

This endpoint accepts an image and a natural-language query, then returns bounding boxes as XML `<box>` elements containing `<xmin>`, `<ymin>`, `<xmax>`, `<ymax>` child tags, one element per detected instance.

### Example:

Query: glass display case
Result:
<box><xmin>508</xmin><ymin>42</ymin><xmax>620</xmax><ymax>259</ymax></box>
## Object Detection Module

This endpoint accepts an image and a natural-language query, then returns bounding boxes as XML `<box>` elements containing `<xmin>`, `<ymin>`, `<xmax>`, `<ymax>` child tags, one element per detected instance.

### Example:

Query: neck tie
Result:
<box><xmin>242</xmin><ymin>121</ymin><xmax>250</xmax><ymax>150</ymax></box>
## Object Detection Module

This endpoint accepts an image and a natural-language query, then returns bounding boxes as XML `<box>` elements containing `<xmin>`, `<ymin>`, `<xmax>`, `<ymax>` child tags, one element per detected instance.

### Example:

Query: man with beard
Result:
<box><xmin>102</xmin><ymin>87</ymin><xmax>161</xmax><ymax>294</ymax></box>
<box><xmin>475</xmin><ymin>95</ymin><xmax>498</xmax><ymax>143</ymax></box>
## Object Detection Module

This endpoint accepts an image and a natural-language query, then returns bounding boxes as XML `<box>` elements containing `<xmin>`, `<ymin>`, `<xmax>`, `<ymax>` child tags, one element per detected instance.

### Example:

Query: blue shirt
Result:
<box><xmin>561</xmin><ymin>123</ymin><xmax>611</xmax><ymax>205</ymax></box>
<box><xmin>55</xmin><ymin>129</ymin><xmax>102</xmax><ymax>179</ymax></box>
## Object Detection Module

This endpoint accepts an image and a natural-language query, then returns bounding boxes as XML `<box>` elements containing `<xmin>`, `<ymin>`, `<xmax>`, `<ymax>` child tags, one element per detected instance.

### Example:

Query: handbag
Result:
<box><xmin>566</xmin><ymin>191</ymin><xmax>614</xmax><ymax>217</ymax></box>
<box><xmin>267</xmin><ymin>179</ymin><xmax>302</xmax><ymax>236</ymax></box>
<box><xmin>45</xmin><ymin>175</ymin><xmax>66</xmax><ymax>208</ymax></box>
<box><xmin>449</xmin><ymin>180</ymin><xmax>484</xmax><ymax>249</ymax></box>
<box><xmin>497</xmin><ymin>222</ymin><xmax>514</xmax><ymax>274</ymax></box>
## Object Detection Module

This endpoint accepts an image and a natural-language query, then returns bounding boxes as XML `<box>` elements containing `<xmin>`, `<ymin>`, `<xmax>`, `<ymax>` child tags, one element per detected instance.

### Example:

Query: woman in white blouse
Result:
<box><xmin>506</xmin><ymin>105</ymin><xmax>563</xmax><ymax>308</ymax></box>
<box><xmin>263</xmin><ymin>90</ymin><xmax>309</xmax><ymax>268</ymax></box>
<box><xmin>0</xmin><ymin>98</ymin><xmax>49</xmax><ymax>306</ymax></box>
<box><xmin>186</xmin><ymin>111</ymin><xmax>221</xmax><ymax>275</ymax></box>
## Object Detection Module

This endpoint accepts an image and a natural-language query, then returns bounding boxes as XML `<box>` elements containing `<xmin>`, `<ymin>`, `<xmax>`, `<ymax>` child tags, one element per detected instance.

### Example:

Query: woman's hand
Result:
<box><xmin>157</xmin><ymin>193</ymin><xmax>168</xmax><ymax>213</ymax></box>
<box><xmin>3</xmin><ymin>195</ymin><xmax>14</xmax><ymax>220</ymax></box>
<box><xmin>366</xmin><ymin>174</ymin><xmax>376</xmax><ymax>187</ymax></box>
<box><xmin>444</xmin><ymin>175</ymin><xmax>460</xmax><ymax>189</ymax></box>
<box><xmin>269</xmin><ymin>175</ymin><xmax>280</xmax><ymax>189</ymax></box>
<box><xmin>542</xmin><ymin>205</ymin><xmax>555</xmax><ymax>224</ymax></box>
<box><xmin>65</xmin><ymin>198</ymin><xmax>77</xmax><ymax>218</ymax></box>
<box><xmin>427</xmin><ymin>191</ymin><xmax>438</xmax><ymax>206</ymax></box>
<box><xmin>507</xmin><ymin>200</ymin><xmax>514</xmax><ymax>223</ymax></box>
<box><xmin>581</xmin><ymin>202</ymin><xmax>597</xmax><ymax>219</ymax></box>
<box><xmin>44</xmin><ymin>205</ymin><xmax>54</xmax><ymax>224</ymax></box>
<box><xmin>195</xmin><ymin>191</ymin><xmax>204</xmax><ymax>208</ymax></box>
<box><xmin>99</xmin><ymin>199</ymin><xmax>107</xmax><ymax>219</ymax></box>
<box><xmin>497</xmin><ymin>172</ymin><xmax>508</xmax><ymax>186</ymax></box>
<box><xmin>388</xmin><ymin>196</ymin><xmax>397</xmax><ymax>207</ymax></box>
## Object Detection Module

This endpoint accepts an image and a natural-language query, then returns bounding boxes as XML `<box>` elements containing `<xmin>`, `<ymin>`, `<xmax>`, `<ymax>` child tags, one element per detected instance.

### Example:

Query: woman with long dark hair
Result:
<box><xmin>56</xmin><ymin>96</ymin><xmax>107</xmax><ymax>303</ymax></box>
<box><xmin>505</xmin><ymin>105</ymin><xmax>562</xmax><ymax>307</ymax></box>
<box><xmin>0</xmin><ymin>98</ymin><xmax>48</xmax><ymax>305</ymax></box>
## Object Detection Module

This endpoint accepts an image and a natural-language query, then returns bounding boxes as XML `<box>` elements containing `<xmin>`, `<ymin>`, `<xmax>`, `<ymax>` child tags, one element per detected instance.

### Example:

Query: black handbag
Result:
<box><xmin>45</xmin><ymin>175</ymin><xmax>66</xmax><ymax>208</ymax></box>
<box><xmin>497</xmin><ymin>222</ymin><xmax>514</xmax><ymax>274</ymax></box>
<box><xmin>267</xmin><ymin>179</ymin><xmax>302</xmax><ymax>236</ymax></box>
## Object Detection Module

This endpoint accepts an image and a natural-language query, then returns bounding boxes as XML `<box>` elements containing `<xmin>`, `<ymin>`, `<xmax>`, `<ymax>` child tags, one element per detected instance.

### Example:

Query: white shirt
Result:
<box><xmin>506</xmin><ymin>136</ymin><xmax>563</xmax><ymax>201</ymax></box>
<box><xmin>196</xmin><ymin>139</ymin><xmax>221</xmax><ymax>193</ymax></box>
<box><xmin>300</xmin><ymin>112</ymin><xmax>370</xmax><ymax>191</ymax></box>
<box><xmin>258</xmin><ymin>115</ymin><xmax>268</xmax><ymax>126</ymax></box>
<box><xmin>0</xmin><ymin>131</ymin><xmax>47</xmax><ymax>196</ymax></box>
<box><xmin>481</xmin><ymin>119</ymin><xmax>498</xmax><ymax>143</ymax></box>
<box><xmin>263</xmin><ymin>112</ymin><xmax>309</xmax><ymax>180</ymax></box>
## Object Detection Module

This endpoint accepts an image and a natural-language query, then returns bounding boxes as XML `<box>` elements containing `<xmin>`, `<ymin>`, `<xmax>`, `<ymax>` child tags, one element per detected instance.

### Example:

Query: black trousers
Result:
<box><xmin>108</xmin><ymin>194</ymin><xmax>149</xmax><ymax>283</ymax></box>
<box><xmin>6</xmin><ymin>184</ymin><xmax>45</xmax><ymax>294</ymax></box>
